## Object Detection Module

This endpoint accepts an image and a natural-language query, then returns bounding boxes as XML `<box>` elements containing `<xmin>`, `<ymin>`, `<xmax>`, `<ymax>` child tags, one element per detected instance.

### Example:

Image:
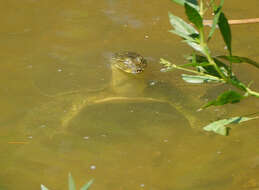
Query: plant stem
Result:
<box><xmin>245</xmin><ymin>87</ymin><xmax>259</xmax><ymax>97</ymax></box>
<box><xmin>203</xmin><ymin>0</ymin><xmax>215</xmax><ymax>14</ymax></box>
<box><xmin>199</xmin><ymin>0</ymin><xmax>204</xmax><ymax>16</ymax></box>
<box><xmin>161</xmin><ymin>59</ymin><xmax>224</xmax><ymax>82</ymax></box>
<box><xmin>198</xmin><ymin>1</ymin><xmax>228</xmax><ymax>81</ymax></box>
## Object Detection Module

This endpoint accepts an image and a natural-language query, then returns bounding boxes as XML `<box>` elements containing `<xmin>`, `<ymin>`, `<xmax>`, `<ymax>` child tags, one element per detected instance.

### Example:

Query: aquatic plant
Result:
<box><xmin>160</xmin><ymin>0</ymin><xmax>259</xmax><ymax>135</ymax></box>
<box><xmin>41</xmin><ymin>173</ymin><xmax>94</xmax><ymax>190</ymax></box>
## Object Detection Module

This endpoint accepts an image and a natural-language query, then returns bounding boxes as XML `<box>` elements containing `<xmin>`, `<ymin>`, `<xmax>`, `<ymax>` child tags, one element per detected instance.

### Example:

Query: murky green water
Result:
<box><xmin>0</xmin><ymin>0</ymin><xmax>259</xmax><ymax>189</ymax></box>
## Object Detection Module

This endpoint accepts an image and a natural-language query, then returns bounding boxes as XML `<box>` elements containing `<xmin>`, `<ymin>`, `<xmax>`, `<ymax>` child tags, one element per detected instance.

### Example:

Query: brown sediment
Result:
<box><xmin>8</xmin><ymin>142</ymin><xmax>29</xmax><ymax>144</ymax></box>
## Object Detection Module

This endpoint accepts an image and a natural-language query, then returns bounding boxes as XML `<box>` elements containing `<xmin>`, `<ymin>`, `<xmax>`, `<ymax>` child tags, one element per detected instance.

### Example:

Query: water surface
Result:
<box><xmin>0</xmin><ymin>0</ymin><xmax>259</xmax><ymax>189</ymax></box>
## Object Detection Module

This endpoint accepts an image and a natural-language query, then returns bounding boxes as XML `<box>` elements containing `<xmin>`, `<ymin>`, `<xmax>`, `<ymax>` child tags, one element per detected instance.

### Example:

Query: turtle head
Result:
<box><xmin>111</xmin><ymin>52</ymin><xmax>147</xmax><ymax>74</ymax></box>
<box><xmin>110</xmin><ymin>52</ymin><xmax>147</xmax><ymax>96</ymax></box>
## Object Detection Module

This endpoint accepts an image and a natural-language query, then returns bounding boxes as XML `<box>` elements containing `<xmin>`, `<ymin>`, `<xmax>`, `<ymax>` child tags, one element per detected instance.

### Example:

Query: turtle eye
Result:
<box><xmin>135</xmin><ymin>57</ymin><xmax>141</xmax><ymax>63</ymax></box>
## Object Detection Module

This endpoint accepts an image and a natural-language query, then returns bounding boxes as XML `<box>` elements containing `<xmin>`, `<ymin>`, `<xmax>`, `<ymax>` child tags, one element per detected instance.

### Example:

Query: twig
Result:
<box><xmin>203</xmin><ymin>18</ymin><xmax>259</xmax><ymax>26</ymax></box>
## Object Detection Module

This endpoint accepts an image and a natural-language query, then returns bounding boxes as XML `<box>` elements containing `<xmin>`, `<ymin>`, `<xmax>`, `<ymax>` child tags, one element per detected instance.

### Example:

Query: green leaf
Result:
<box><xmin>168</xmin><ymin>12</ymin><xmax>198</xmax><ymax>35</ymax></box>
<box><xmin>69</xmin><ymin>173</ymin><xmax>76</xmax><ymax>190</ymax></box>
<box><xmin>217</xmin><ymin>55</ymin><xmax>259</xmax><ymax>69</ymax></box>
<box><xmin>203</xmin><ymin>116</ymin><xmax>259</xmax><ymax>136</ymax></box>
<box><xmin>184</xmin><ymin>3</ymin><xmax>203</xmax><ymax>29</ymax></box>
<box><xmin>168</xmin><ymin>12</ymin><xmax>203</xmax><ymax>53</ymax></box>
<box><xmin>170</xmin><ymin>31</ymin><xmax>200</xmax><ymax>47</ymax></box>
<box><xmin>182</xmin><ymin>74</ymin><xmax>222</xmax><ymax>83</ymax></box>
<box><xmin>204</xmin><ymin>121</ymin><xmax>228</xmax><ymax>136</ymax></box>
<box><xmin>169</xmin><ymin>30</ymin><xmax>197</xmax><ymax>42</ymax></box>
<box><xmin>80</xmin><ymin>179</ymin><xmax>94</xmax><ymax>190</ymax></box>
<box><xmin>185</xmin><ymin>62</ymin><xmax>211</xmax><ymax>67</ymax></box>
<box><xmin>41</xmin><ymin>185</ymin><xmax>49</xmax><ymax>190</ymax></box>
<box><xmin>218</xmin><ymin>12</ymin><xmax>232</xmax><ymax>55</ymax></box>
<box><xmin>171</xmin><ymin>0</ymin><xmax>199</xmax><ymax>10</ymax></box>
<box><xmin>204</xmin><ymin>90</ymin><xmax>243</xmax><ymax>108</ymax></box>
<box><xmin>184</xmin><ymin>40</ymin><xmax>203</xmax><ymax>52</ymax></box>
<box><xmin>217</xmin><ymin>55</ymin><xmax>242</xmax><ymax>63</ymax></box>
<box><xmin>236</xmin><ymin>57</ymin><xmax>259</xmax><ymax>68</ymax></box>
<box><xmin>208</xmin><ymin>0</ymin><xmax>224</xmax><ymax>40</ymax></box>
<box><xmin>192</xmin><ymin>53</ymin><xmax>196</xmax><ymax>65</ymax></box>
<box><xmin>188</xmin><ymin>55</ymin><xmax>230</xmax><ymax>77</ymax></box>
<box><xmin>172</xmin><ymin>0</ymin><xmax>198</xmax><ymax>5</ymax></box>
<box><xmin>228</xmin><ymin>76</ymin><xmax>247</xmax><ymax>91</ymax></box>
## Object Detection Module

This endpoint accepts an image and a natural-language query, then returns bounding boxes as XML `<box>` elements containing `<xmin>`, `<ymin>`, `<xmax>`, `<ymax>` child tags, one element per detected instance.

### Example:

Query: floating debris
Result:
<box><xmin>90</xmin><ymin>165</ymin><xmax>96</xmax><ymax>170</ymax></box>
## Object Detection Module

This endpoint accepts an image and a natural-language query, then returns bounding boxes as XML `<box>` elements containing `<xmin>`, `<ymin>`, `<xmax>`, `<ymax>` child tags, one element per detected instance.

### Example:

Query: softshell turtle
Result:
<box><xmin>27</xmin><ymin>51</ymin><xmax>220</xmax><ymax>136</ymax></box>
<box><xmin>56</xmin><ymin>52</ymin><xmax>205</xmax><ymax>130</ymax></box>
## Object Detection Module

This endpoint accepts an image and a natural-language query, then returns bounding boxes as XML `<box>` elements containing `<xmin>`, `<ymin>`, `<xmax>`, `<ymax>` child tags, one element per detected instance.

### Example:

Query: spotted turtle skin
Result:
<box><xmin>111</xmin><ymin>52</ymin><xmax>147</xmax><ymax>74</ymax></box>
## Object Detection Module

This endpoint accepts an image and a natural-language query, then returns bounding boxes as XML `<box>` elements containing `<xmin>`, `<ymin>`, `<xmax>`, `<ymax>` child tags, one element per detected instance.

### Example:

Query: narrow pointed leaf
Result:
<box><xmin>203</xmin><ymin>116</ymin><xmax>259</xmax><ymax>136</ymax></box>
<box><xmin>192</xmin><ymin>53</ymin><xmax>196</xmax><ymax>64</ymax></box>
<box><xmin>41</xmin><ymin>185</ymin><xmax>49</xmax><ymax>190</ymax></box>
<box><xmin>203</xmin><ymin>90</ymin><xmax>243</xmax><ymax>108</ymax></box>
<box><xmin>219</xmin><ymin>0</ymin><xmax>224</xmax><ymax>8</ymax></box>
<box><xmin>188</xmin><ymin>55</ymin><xmax>230</xmax><ymax>77</ymax></box>
<box><xmin>204</xmin><ymin>121</ymin><xmax>228</xmax><ymax>136</ymax></box>
<box><xmin>182</xmin><ymin>74</ymin><xmax>222</xmax><ymax>83</ymax></box>
<box><xmin>217</xmin><ymin>55</ymin><xmax>259</xmax><ymax>69</ymax></box>
<box><xmin>184</xmin><ymin>3</ymin><xmax>203</xmax><ymax>29</ymax></box>
<box><xmin>171</xmin><ymin>0</ymin><xmax>199</xmax><ymax>10</ymax></box>
<box><xmin>213</xmin><ymin>0</ymin><xmax>224</xmax><ymax>11</ymax></box>
<box><xmin>168</xmin><ymin>12</ymin><xmax>203</xmax><ymax>53</ymax></box>
<box><xmin>188</xmin><ymin>62</ymin><xmax>211</xmax><ymax>67</ymax></box>
<box><xmin>228</xmin><ymin>76</ymin><xmax>247</xmax><ymax>91</ymax></box>
<box><xmin>170</xmin><ymin>29</ymin><xmax>197</xmax><ymax>42</ymax></box>
<box><xmin>168</xmin><ymin>12</ymin><xmax>198</xmax><ymax>35</ymax></box>
<box><xmin>208</xmin><ymin>3</ymin><xmax>223</xmax><ymax>40</ymax></box>
<box><xmin>80</xmin><ymin>179</ymin><xmax>94</xmax><ymax>190</ymax></box>
<box><xmin>69</xmin><ymin>173</ymin><xmax>76</xmax><ymax>190</ymax></box>
<box><xmin>184</xmin><ymin>40</ymin><xmax>203</xmax><ymax>52</ymax></box>
<box><xmin>218</xmin><ymin>12</ymin><xmax>232</xmax><ymax>55</ymax></box>
<box><xmin>217</xmin><ymin>55</ymin><xmax>242</xmax><ymax>63</ymax></box>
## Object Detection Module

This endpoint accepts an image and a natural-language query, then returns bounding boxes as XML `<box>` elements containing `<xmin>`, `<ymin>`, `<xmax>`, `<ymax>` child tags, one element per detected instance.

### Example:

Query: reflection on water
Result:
<box><xmin>0</xmin><ymin>0</ymin><xmax>259</xmax><ymax>189</ymax></box>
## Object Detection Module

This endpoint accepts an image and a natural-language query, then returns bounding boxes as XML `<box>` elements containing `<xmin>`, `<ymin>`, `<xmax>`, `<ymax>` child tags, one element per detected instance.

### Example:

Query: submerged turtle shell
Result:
<box><xmin>24</xmin><ymin>52</ymin><xmax>225</xmax><ymax>137</ymax></box>
<box><xmin>65</xmin><ymin>99</ymin><xmax>192</xmax><ymax>140</ymax></box>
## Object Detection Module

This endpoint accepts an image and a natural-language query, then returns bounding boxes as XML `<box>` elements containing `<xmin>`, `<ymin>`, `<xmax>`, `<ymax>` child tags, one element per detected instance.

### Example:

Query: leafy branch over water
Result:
<box><xmin>160</xmin><ymin>0</ymin><xmax>259</xmax><ymax>135</ymax></box>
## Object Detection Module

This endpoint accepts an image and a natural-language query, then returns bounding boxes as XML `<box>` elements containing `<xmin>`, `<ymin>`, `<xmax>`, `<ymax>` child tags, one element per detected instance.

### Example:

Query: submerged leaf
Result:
<box><xmin>41</xmin><ymin>185</ymin><xmax>49</xmax><ymax>190</ymax></box>
<box><xmin>203</xmin><ymin>116</ymin><xmax>259</xmax><ymax>136</ymax></box>
<box><xmin>41</xmin><ymin>173</ymin><xmax>94</xmax><ymax>190</ymax></box>
<box><xmin>184</xmin><ymin>3</ymin><xmax>203</xmax><ymax>29</ymax></box>
<box><xmin>69</xmin><ymin>173</ymin><xmax>76</xmax><ymax>190</ymax></box>
<box><xmin>182</xmin><ymin>74</ymin><xmax>222</xmax><ymax>83</ymax></box>
<box><xmin>204</xmin><ymin>90</ymin><xmax>243</xmax><ymax>108</ymax></box>
<box><xmin>80</xmin><ymin>179</ymin><xmax>94</xmax><ymax>190</ymax></box>
<box><xmin>218</xmin><ymin>12</ymin><xmax>232</xmax><ymax>55</ymax></box>
<box><xmin>204</xmin><ymin>121</ymin><xmax>228</xmax><ymax>136</ymax></box>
